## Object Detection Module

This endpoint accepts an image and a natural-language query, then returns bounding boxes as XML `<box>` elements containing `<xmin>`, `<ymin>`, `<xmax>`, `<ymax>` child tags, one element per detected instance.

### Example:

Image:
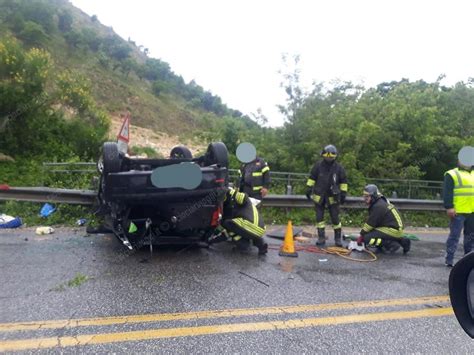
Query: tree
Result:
<box><xmin>278</xmin><ymin>54</ymin><xmax>305</xmax><ymax>124</ymax></box>
<box><xmin>81</xmin><ymin>28</ymin><xmax>101</xmax><ymax>51</ymax></box>
<box><xmin>152</xmin><ymin>80</ymin><xmax>168</xmax><ymax>96</ymax></box>
<box><xmin>58</xmin><ymin>10</ymin><xmax>73</xmax><ymax>32</ymax></box>
<box><xmin>19</xmin><ymin>0</ymin><xmax>55</xmax><ymax>32</ymax></box>
<box><xmin>64</xmin><ymin>30</ymin><xmax>84</xmax><ymax>49</ymax></box>
<box><xmin>0</xmin><ymin>37</ymin><xmax>109</xmax><ymax>160</ymax></box>
<box><xmin>18</xmin><ymin>21</ymin><xmax>48</xmax><ymax>46</ymax></box>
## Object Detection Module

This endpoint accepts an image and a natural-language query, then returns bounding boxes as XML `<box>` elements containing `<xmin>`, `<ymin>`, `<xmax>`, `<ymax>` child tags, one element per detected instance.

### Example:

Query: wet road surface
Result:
<box><xmin>0</xmin><ymin>226</ymin><xmax>472</xmax><ymax>353</ymax></box>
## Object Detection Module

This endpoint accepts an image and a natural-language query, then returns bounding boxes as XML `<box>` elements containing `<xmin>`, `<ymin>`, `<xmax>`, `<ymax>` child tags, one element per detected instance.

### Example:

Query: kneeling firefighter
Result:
<box><xmin>357</xmin><ymin>184</ymin><xmax>410</xmax><ymax>254</ymax></box>
<box><xmin>306</xmin><ymin>145</ymin><xmax>348</xmax><ymax>247</ymax></box>
<box><xmin>215</xmin><ymin>187</ymin><xmax>268</xmax><ymax>255</ymax></box>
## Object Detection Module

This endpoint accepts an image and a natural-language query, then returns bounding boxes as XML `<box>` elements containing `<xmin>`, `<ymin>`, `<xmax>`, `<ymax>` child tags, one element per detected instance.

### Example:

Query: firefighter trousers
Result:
<box><xmin>315</xmin><ymin>199</ymin><xmax>341</xmax><ymax>231</ymax></box>
<box><xmin>222</xmin><ymin>219</ymin><xmax>266</xmax><ymax>250</ymax></box>
<box><xmin>362</xmin><ymin>230</ymin><xmax>405</xmax><ymax>252</ymax></box>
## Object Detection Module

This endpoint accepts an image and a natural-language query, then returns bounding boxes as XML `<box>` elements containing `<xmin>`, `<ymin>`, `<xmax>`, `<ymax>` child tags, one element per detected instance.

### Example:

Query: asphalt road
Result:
<box><xmin>0</xmin><ymin>225</ymin><xmax>472</xmax><ymax>353</ymax></box>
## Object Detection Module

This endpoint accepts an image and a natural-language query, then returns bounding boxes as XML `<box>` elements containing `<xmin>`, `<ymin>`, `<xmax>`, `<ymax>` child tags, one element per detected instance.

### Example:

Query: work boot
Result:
<box><xmin>258</xmin><ymin>242</ymin><xmax>268</xmax><ymax>255</ymax></box>
<box><xmin>400</xmin><ymin>238</ymin><xmax>411</xmax><ymax>254</ymax></box>
<box><xmin>334</xmin><ymin>229</ymin><xmax>342</xmax><ymax>247</ymax></box>
<box><xmin>253</xmin><ymin>238</ymin><xmax>268</xmax><ymax>255</ymax></box>
<box><xmin>383</xmin><ymin>240</ymin><xmax>400</xmax><ymax>253</ymax></box>
<box><xmin>235</xmin><ymin>238</ymin><xmax>250</xmax><ymax>252</ymax></box>
<box><xmin>316</xmin><ymin>228</ymin><xmax>326</xmax><ymax>247</ymax></box>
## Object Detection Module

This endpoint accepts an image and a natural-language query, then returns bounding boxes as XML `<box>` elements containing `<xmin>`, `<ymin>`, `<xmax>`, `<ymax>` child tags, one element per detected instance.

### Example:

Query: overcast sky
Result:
<box><xmin>71</xmin><ymin>0</ymin><xmax>474</xmax><ymax>127</ymax></box>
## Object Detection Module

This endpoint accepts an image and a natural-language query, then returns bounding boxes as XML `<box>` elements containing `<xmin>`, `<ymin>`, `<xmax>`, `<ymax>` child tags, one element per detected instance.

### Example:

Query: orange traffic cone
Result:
<box><xmin>279</xmin><ymin>220</ymin><xmax>298</xmax><ymax>257</ymax></box>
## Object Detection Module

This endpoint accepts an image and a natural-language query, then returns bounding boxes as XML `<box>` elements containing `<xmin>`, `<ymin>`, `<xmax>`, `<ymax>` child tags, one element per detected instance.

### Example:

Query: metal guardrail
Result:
<box><xmin>262</xmin><ymin>195</ymin><xmax>444</xmax><ymax>211</ymax></box>
<box><xmin>0</xmin><ymin>187</ymin><xmax>444</xmax><ymax>211</ymax></box>
<box><xmin>42</xmin><ymin>163</ymin><xmax>444</xmax><ymax>200</ymax></box>
<box><xmin>228</xmin><ymin>170</ymin><xmax>443</xmax><ymax>200</ymax></box>
<box><xmin>0</xmin><ymin>187</ymin><xmax>96</xmax><ymax>205</ymax></box>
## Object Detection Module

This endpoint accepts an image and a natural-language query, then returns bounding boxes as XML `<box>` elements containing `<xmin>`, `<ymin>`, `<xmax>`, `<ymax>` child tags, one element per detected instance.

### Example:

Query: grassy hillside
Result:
<box><xmin>0</xmin><ymin>0</ymin><xmax>252</xmax><ymax>141</ymax></box>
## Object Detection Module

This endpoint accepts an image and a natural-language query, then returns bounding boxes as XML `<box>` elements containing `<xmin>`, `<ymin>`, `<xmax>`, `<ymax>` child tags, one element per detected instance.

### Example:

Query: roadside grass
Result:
<box><xmin>130</xmin><ymin>145</ymin><xmax>163</xmax><ymax>158</ymax></box>
<box><xmin>50</xmin><ymin>273</ymin><xmax>90</xmax><ymax>292</ymax></box>
<box><xmin>67</xmin><ymin>273</ymin><xmax>89</xmax><ymax>287</ymax></box>
<box><xmin>1</xmin><ymin>160</ymin><xmax>447</xmax><ymax>228</ymax></box>
<box><xmin>0</xmin><ymin>201</ymin><xmax>94</xmax><ymax>227</ymax></box>
<box><xmin>261</xmin><ymin>208</ymin><xmax>447</xmax><ymax>229</ymax></box>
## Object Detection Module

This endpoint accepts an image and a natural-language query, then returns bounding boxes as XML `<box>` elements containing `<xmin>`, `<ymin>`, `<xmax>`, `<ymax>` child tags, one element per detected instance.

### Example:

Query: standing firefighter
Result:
<box><xmin>217</xmin><ymin>187</ymin><xmax>268</xmax><ymax>255</ymax></box>
<box><xmin>357</xmin><ymin>184</ymin><xmax>410</xmax><ymax>253</ymax></box>
<box><xmin>305</xmin><ymin>145</ymin><xmax>348</xmax><ymax>247</ymax></box>
<box><xmin>239</xmin><ymin>156</ymin><xmax>271</xmax><ymax>200</ymax></box>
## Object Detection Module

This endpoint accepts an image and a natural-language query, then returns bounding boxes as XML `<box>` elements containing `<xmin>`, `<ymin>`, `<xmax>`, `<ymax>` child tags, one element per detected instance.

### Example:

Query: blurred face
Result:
<box><xmin>458</xmin><ymin>160</ymin><xmax>472</xmax><ymax>171</ymax></box>
<box><xmin>363</xmin><ymin>193</ymin><xmax>372</xmax><ymax>205</ymax></box>
<box><xmin>322</xmin><ymin>152</ymin><xmax>337</xmax><ymax>163</ymax></box>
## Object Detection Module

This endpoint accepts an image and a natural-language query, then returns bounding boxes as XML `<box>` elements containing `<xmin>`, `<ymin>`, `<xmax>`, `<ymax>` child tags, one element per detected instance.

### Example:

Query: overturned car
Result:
<box><xmin>93</xmin><ymin>142</ymin><xmax>229</xmax><ymax>249</ymax></box>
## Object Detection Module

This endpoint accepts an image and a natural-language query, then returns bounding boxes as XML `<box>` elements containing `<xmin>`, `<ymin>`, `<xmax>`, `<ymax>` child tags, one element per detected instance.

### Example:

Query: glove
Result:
<box><xmin>356</xmin><ymin>235</ymin><xmax>364</xmax><ymax>246</ymax></box>
<box><xmin>340</xmin><ymin>192</ymin><xmax>346</xmax><ymax>205</ymax></box>
<box><xmin>305</xmin><ymin>188</ymin><xmax>312</xmax><ymax>200</ymax></box>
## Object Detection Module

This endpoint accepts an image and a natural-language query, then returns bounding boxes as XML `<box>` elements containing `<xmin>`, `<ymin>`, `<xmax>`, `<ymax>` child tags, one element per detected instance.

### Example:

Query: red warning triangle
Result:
<box><xmin>117</xmin><ymin>114</ymin><xmax>130</xmax><ymax>143</ymax></box>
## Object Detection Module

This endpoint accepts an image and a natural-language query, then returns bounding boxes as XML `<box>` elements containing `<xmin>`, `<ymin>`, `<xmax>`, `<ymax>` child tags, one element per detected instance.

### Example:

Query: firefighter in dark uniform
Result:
<box><xmin>239</xmin><ymin>157</ymin><xmax>271</xmax><ymax>200</ymax></box>
<box><xmin>305</xmin><ymin>145</ymin><xmax>347</xmax><ymax>247</ymax></box>
<box><xmin>215</xmin><ymin>187</ymin><xmax>268</xmax><ymax>255</ymax></box>
<box><xmin>357</xmin><ymin>184</ymin><xmax>411</xmax><ymax>254</ymax></box>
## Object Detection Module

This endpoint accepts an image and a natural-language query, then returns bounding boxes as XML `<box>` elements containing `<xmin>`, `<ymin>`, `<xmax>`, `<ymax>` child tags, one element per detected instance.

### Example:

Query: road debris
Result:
<box><xmin>35</xmin><ymin>226</ymin><xmax>55</xmax><ymax>235</ymax></box>
<box><xmin>40</xmin><ymin>203</ymin><xmax>56</xmax><ymax>218</ymax></box>
<box><xmin>0</xmin><ymin>214</ymin><xmax>22</xmax><ymax>228</ymax></box>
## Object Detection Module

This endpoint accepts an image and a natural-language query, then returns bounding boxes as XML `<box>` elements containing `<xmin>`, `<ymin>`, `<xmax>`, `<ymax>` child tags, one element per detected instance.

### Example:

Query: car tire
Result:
<box><xmin>102</xmin><ymin>142</ymin><xmax>121</xmax><ymax>174</ymax></box>
<box><xmin>170</xmin><ymin>145</ymin><xmax>193</xmax><ymax>159</ymax></box>
<box><xmin>206</xmin><ymin>142</ymin><xmax>228</xmax><ymax>168</ymax></box>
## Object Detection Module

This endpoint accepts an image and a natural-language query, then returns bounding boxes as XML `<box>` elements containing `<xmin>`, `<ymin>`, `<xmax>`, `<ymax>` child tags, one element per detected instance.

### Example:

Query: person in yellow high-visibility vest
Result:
<box><xmin>444</xmin><ymin>159</ymin><xmax>474</xmax><ymax>267</ymax></box>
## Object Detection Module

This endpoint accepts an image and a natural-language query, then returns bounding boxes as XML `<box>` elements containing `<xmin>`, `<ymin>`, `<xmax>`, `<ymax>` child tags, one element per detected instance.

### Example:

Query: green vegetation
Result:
<box><xmin>261</xmin><ymin>208</ymin><xmax>447</xmax><ymax>229</ymax></box>
<box><xmin>51</xmin><ymin>272</ymin><xmax>89</xmax><ymax>291</ymax></box>
<box><xmin>0</xmin><ymin>36</ymin><xmax>109</xmax><ymax>161</ymax></box>
<box><xmin>67</xmin><ymin>273</ymin><xmax>89</xmax><ymax>287</ymax></box>
<box><xmin>130</xmin><ymin>145</ymin><xmax>163</xmax><ymax>158</ymax></box>
<box><xmin>2</xmin><ymin>201</ymin><xmax>92</xmax><ymax>227</ymax></box>
<box><xmin>1</xmin><ymin>2</ymin><xmax>472</xmax><ymax>229</ymax></box>
<box><xmin>222</xmin><ymin>57</ymin><xmax>474</xmax><ymax>197</ymax></box>
<box><xmin>0</xmin><ymin>0</ymin><xmax>249</xmax><ymax>137</ymax></box>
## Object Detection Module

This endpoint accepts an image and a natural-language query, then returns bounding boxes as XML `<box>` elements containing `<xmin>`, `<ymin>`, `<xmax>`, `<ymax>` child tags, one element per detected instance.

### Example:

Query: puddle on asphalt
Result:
<box><xmin>278</xmin><ymin>258</ymin><xmax>296</xmax><ymax>273</ymax></box>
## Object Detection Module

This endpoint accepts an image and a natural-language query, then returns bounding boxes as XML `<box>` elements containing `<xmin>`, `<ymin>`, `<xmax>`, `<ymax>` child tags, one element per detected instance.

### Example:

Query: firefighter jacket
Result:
<box><xmin>306</xmin><ymin>160</ymin><xmax>348</xmax><ymax>204</ymax></box>
<box><xmin>223</xmin><ymin>188</ymin><xmax>265</xmax><ymax>237</ymax></box>
<box><xmin>360</xmin><ymin>197</ymin><xmax>404</xmax><ymax>238</ymax></box>
<box><xmin>238</xmin><ymin>157</ymin><xmax>271</xmax><ymax>198</ymax></box>
<box><xmin>444</xmin><ymin>167</ymin><xmax>474</xmax><ymax>214</ymax></box>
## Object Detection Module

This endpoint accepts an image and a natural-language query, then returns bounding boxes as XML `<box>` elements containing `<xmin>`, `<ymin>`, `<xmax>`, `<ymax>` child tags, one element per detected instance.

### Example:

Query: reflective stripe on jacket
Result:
<box><xmin>223</xmin><ymin>188</ymin><xmax>265</xmax><ymax>237</ymax></box>
<box><xmin>239</xmin><ymin>157</ymin><xmax>271</xmax><ymax>197</ymax></box>
<box><xmin>306</xmin><ymin>160</ymin><xmax>347</xmax><ymax>203</ymax></box>
<box><xmin>445</xmin><ymin>168</ymin><xmax>474</xmax><ymax>214</ymax></box>
<box><xmin>360</xmin><ymin>197</ymin><xmax>404</xmax><ymax>238</ymax></box>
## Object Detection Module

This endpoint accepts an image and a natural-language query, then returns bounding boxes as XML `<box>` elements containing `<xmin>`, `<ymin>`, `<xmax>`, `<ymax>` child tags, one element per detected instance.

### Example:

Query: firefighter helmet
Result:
<box><xmin>363</xmin><ymin>184</ymin><xmax>381</xmax><ymax>202</ymax></box>
<box><xmin>321</xmin><ymin>145</ymin><xmax>338</xmax><ymax>160</ymax></box>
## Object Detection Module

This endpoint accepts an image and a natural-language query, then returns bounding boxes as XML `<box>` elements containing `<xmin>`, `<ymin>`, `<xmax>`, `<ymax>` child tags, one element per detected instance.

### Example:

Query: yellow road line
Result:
<box><xmin>0</xmin><ymin>295</ymin><xmax>449</xmax><ymax>332</ymax></box>
<box><xmin>0</xmin><ymin>307</ymin><xmax>453</xmax><ymax>352</ymax></box>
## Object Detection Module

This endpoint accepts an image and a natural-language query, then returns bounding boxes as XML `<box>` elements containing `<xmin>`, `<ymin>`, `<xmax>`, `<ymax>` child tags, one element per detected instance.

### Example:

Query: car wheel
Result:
<box><xmin>102</xmin><ymin>142</ymin><xmax>121</xmax><ymax>174</ymax></box>
<box><xmin>170</xmin><ymin>145</ymin><xmax>193</xmax><ymax>159</ymax></box>
<box><xmin>206</xmin><ymin>142</ymin><xmax>229</xmax><ymax>168</ymax></box>
<box><xmin>449</xmin><ymin>251</ymin><xmax>474</xmax><ymax>338</ymax></box>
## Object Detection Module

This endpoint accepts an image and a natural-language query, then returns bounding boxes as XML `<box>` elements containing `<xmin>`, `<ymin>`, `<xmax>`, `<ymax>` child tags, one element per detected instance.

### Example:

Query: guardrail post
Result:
<box><xmin>41</xmin><ymin>162</ymin><xmax>46</xmax><ymax>187</ymax></box>
<box><xmin>285</xmin><ymin>173</ymin><xmax>292</xmax><ymax>195</ymax></box>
